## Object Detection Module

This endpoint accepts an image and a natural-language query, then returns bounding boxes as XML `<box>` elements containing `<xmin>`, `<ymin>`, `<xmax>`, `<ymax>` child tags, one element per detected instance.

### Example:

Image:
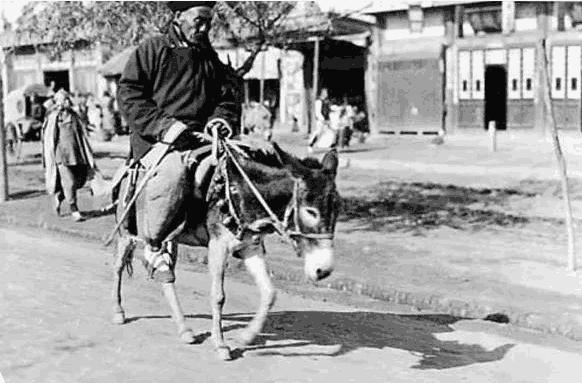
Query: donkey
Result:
<box><xmin>111</xmin><ymin>143</ymin><xmax>340</xmax><ymax>360</ymax></box>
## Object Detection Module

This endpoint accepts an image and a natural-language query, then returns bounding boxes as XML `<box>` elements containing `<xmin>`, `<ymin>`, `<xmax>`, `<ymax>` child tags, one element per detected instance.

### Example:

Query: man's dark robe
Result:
<box><xmin>117</xmin><ymin>26</ymin><xmax>241</xmax><ymax>160</ymax></box>
<box><xmin>43</xmin><ymin>108</ymin><xmax>95</xmax><ymax>195</ymax></box>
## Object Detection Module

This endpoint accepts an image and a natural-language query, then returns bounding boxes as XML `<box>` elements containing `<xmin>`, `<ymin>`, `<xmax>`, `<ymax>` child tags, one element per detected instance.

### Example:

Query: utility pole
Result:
<box><xmin>0</xmin><ymin>50</ymin><xmax>8</xmax><ymax>202</ymax></box>
<box><xmin>541</xmin><ymin>39</ymin><xmax>576</xmax><ymax>271</ymax></box>
<box><xmin>310</xmin><ymin>37</ymin><xmax>321</xmax><ymax>135</ymax></box>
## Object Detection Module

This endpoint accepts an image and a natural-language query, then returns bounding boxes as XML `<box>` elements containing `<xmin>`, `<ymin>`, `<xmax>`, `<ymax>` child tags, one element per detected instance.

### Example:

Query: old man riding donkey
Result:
<box><xmin>110</xmin><ymin>1</ymin><xmax>340</xmax><ymax>361</ymax></box>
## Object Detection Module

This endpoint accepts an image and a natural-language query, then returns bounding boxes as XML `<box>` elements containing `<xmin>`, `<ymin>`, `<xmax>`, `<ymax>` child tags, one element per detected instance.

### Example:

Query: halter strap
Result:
<box><xmin>221</xmin><ymin>140</ymin><xmax>334</xmax><ymax>243</ymax></box>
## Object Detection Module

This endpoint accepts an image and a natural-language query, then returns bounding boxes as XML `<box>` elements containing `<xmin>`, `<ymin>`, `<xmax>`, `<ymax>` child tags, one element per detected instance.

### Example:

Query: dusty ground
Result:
<box><xmin>4</xmin><ymin>134</ymin><xmax>582</xmax><ymax>339</ymax></box>
<box><xmin>2</xmin><ymin>227</ymin><xmax>582</xmax><ymax>383</ymax></box>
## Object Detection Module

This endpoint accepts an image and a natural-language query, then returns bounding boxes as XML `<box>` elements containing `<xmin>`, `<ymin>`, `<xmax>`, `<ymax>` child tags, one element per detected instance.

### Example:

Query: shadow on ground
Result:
<box><xmin>227</xmin><ymin>311</ymin><xmax>514</xmax><ymax>369</ymax></box>
<box><xmin>10</xmin><ymin>189</ymin><xmax>46</xmax><ymax>200</ymax></box>
<box><xmin>126</xmin><ymin>311</ymin><xmax>513</xmax><ymax>369</ymax></box>
<box><xmin>340</xmin><ymin>181</ymin><xmax>533</xmax><ymax>232</ymax></box>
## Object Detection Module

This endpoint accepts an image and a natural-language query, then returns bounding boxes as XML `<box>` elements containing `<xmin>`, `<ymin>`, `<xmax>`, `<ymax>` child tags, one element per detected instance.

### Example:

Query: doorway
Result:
<box><xmin>484</xmin><ymin>65</ymin><xmax>507</xmax><ymax>130</ymax></box>
<box><xmin>43</xmin><ymin>70</ymin><xmax>70</xmax><ymax>93</ymax></box>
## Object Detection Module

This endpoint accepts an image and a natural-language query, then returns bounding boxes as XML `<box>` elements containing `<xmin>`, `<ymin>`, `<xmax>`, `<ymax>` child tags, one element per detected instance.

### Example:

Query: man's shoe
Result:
<box><xmin>142</xmin><ymin>247</ymin><xmax>175</xmax><ymax>283</ymax></box>
<box><xmin>71</xmin><ymin>211</ymin><xmax>84</xmax><ymax>222</ymax></box>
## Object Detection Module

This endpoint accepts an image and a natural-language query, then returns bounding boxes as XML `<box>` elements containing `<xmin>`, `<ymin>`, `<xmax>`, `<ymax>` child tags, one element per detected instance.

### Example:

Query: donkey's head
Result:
<box><xmin>274</xmin><ymin>145</ymin><xmax>341</xmax><ymax>282</ymax></box>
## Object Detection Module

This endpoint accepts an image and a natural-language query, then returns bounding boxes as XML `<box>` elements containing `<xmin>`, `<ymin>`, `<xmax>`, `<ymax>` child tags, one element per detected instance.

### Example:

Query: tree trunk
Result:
<box><xmin>0</xmin><ymin>64</ymin><xmax>8</xmax><ymax>202</ymax></box>
<box><xmin>236</xmin><ymin>43</ymin><xmax>263</xmax><ymax>77</ymax></box>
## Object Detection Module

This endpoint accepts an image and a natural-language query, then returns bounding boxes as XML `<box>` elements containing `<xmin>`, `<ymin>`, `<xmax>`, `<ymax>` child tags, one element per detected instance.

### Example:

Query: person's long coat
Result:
<box><xmin>117</xmin><ymin>26</ymin><xmax>242</xmax><ymax>160</ymax></box>
<box><xmin>43</xmin><ymin>108</ymin><xmax>96</xmax><ymax>195</ymax></box>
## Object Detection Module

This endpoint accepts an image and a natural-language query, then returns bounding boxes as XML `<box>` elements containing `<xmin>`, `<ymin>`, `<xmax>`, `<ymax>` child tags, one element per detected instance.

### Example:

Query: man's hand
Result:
<box><xmin>204</xmin><ymin>118</ymin><xmax>233</xmax><ymax>139</ymax></box>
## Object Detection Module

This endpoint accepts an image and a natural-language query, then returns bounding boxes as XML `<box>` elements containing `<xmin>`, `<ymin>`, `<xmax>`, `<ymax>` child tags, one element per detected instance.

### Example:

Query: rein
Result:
<box><xmin>219</xmin><ymin>136</ymin><xmax>334</xmax><ymax>243</ymax></box>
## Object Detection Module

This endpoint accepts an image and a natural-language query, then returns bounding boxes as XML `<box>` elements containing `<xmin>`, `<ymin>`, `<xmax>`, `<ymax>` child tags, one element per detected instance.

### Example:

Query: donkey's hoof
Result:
<box><xmin>179</xmin><ymin>328</ymin><xmax>196</xmax><ymax>344</ymax></box>
<box><xmin>112</xmin><ymin>311</ymin><xmax>126</xmax><ymax>325</ymax></box>
<box><xmin>238</xmin><ymin>329</ymin><xmax>257</xmax><ymax>346</ymax></box>
<box><xmin>215</xmin><ymin>346</ymin><xmax>232</xmax><ymax>361</ymax></box>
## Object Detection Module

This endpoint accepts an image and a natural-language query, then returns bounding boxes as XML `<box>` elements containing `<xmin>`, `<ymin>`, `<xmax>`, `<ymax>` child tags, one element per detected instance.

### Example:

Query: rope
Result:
<box><xmin>221</xmin><ymin>142</ymin><xmax>294</xmax><ymax>244</ymax></box>
<box><xmin>205</xmin><ymin>123</ymin><xmax>333</xmax><ymax>243</ymax></box>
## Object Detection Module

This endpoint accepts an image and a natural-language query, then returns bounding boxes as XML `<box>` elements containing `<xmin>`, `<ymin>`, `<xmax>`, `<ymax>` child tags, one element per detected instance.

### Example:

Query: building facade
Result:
<box><xmin>366</xmin><ymin>1</ymin><xmax>582</xmax><ymax>134</ymax></box>
<box><xmin>0</xmin><ymin>31</ymin><xmax>106</xmax><ymax>100</ymax></box>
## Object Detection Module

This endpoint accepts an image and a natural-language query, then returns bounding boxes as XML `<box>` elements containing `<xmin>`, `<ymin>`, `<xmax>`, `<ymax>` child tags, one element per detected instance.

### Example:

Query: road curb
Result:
<box><xmin>3</xmin><ymin>216</ymin><xmax>582</xmax><ymax>341</ymax></box>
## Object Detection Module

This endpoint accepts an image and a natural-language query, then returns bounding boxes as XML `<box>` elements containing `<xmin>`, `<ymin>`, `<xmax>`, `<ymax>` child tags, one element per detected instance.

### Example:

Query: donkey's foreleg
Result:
<box><xmin>239</xmin><ymin>254</ymin><xmax>276</xmax><ymax>346</ymax></box>
<box><xmin>112</xmin><ymin>236</ymin><xmax>135</xmax><ymax>325</ymax></box>
<box><xmin>208</xmin><ymin>236</ymin><xmax>231</xmax><ymax>360</ymax></box>
<box><xmin>160</xmin><ymin>241</ymin><xmax>196</xmax><ymax>344</ymax></box>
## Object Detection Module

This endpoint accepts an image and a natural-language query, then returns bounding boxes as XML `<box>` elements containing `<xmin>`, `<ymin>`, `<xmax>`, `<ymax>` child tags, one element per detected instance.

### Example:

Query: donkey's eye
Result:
<box><xmin>299</xmin><ymin>207</ymin><xmax>321</xmax><ymax>227</ymax></box>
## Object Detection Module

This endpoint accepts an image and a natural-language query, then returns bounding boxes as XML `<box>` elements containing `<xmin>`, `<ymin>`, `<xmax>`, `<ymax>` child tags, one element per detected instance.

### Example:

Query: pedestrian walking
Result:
<box><xmin>308</xmin><ymin>88</ymin><xmax>334</xmax><ymax>152</ymax></box>
<box><xmin>42</xmin><ymin>89</ymin><xmax>97</xmax><ymax>222</ymax></box>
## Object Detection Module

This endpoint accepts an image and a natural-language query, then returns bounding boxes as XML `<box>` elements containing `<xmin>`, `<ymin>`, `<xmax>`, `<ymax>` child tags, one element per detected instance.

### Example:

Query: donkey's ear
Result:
<box><xmin>273</xmin><ymin>142</ymin><xmax>310</xmax><ymax>178</ymax></box>
<box><xmin>272</xmin><ymin>142</ymin><xmax>298</xmax><ymax>166</ymax></box>
<box><xmin>321</xmin><ymin>149</ymin><xmax>338</xmax><ymax>177</ymax></box>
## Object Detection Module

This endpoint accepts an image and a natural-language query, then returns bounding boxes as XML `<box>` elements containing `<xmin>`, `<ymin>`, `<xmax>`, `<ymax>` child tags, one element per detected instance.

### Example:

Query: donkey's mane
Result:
<box><xmin>237</xmin><ymin>142</ymin><xmax>322</xmax><ymax>172</ymax></box>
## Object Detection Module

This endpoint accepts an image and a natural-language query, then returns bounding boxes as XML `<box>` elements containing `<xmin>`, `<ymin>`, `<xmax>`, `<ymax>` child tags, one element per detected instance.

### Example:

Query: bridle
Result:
<box><xmin>220</xmin><ymin>138</ymin><xmax>335</xmax><ymax>246</ymax></box>
<box><xmin>282</xmin><ymin>179</ymin><xmax>335</xmax><ymax>241</ymax></box>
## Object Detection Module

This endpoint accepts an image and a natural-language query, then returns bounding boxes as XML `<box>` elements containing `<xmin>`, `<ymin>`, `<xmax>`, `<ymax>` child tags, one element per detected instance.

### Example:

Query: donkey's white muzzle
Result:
<box><xmin>304</xmin><ymin>245</ymin><xmax>334</xmax><ymax>282</ymax></box>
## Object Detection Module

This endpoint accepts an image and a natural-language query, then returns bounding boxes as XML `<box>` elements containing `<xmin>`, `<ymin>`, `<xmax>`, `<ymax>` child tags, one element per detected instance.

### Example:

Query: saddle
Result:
<box><xmin>108</xmin><ymin>136</ymin><xmax>276</xmax><ymax>248</ymax></box>
<box><xmin>111</xmin><ymin>145</ymin><xmax>216</xmax><ymax>247</ymax></box>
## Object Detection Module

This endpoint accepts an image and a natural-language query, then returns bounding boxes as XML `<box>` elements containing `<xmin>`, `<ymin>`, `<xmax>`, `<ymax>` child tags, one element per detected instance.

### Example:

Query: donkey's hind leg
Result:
<box><xmin>160</xmin><ymin>241</ymin><xmax>196</xmax><ymax>344</ymax></box>
<box><xmin>112</xmin><ymin>235</ymin><xmax>135</xmax><ymax>325</ymax></box>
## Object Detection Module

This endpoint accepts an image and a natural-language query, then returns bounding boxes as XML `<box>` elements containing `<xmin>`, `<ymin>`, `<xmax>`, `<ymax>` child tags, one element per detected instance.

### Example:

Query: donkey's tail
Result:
<box><xmin>116</xmin><ymin>236</ymin><xmax>136</xmax><ymax>278</ymax></box>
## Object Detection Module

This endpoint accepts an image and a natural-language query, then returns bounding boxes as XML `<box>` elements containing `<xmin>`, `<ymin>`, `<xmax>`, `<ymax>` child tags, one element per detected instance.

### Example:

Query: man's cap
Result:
<box><xmin>166</xmin><ymin>2</ymin><xmax>216</xmax><ymax>12</ymax></box>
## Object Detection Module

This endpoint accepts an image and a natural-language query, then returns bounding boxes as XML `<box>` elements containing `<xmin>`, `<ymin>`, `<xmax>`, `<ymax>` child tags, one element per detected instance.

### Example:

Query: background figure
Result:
<box><xmin>86</xmin><ymin>94</ymin><xmax>103</xmax><ymax>136</ymax></box>
<box><xmin>352</xmin><ymin>105</ymin><xmax>369</xmax><ymax>143</ymax></box>
<box><xmin>243</xmin><ymin>101</ymin><xmax>273</xmax><ymax>141</ymax></box>
<box><xmin>72</xmin><ymin>93</ymin><xmax>89</xmax><ymax>126</ymax></box>
<box><xmin>29</xmin><ymin>93</ymin><xmax>45</xmax><ymax>140</ymax></box>
<box><xmin>43</xmin><ymin>90</ymin><xmax>96</xmax><ymax>222</ymax></box>
<box><xmin>100</xmin><ymin>91</ymin><xmax>117</xmax><ymax>140</ymax></box>
<box><xmin>308</xmin><ymin>88</ymin><xmax>333</xmax><ymax>152</ymax></box>
<box><xmin>339</xmin><ymin>102</ymin><xmax>354</xmax><ymax>148</ymax></box>
<box><xmin>47</xmin><ymin>81</ymin><xmax>56</xmax><ymax>98</ymax></box>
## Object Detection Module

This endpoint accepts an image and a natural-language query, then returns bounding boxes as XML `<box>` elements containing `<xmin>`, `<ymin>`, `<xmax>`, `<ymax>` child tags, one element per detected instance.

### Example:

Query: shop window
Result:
<box><xmin>471</xmin><ymin>50</ymin><xmax>484</xmax><ymax>99</ymax></box>
<box><xmin>567</xmin><ymin>45</ymin><xmax>581</xmax><ymax>99</ymax></box>
<box><xmin>459</xmin><ymin>50</ymin><xmax>471</xmax><ymax>100</ymax></box>
<box><xmin>551</xmin><ymin>46</ymin><xmax>566</xmax><ymax>99</ymax></box>
<box><xmin>465</xmin><ymin>5</ymin><xmax>502</xmax><ymax>34</ymax></box>
<box><xmin>408</xmin><ymin>5</ymin><xmax>423</xmax><ymax>33</ymax></box>
<box><xmin>508</xmin><ymin>48</ymin><xmax>521</xmax><ymax>99</ymax></box>
<box><xmin>522</xmin><ymin>48</ymin><xmax>535</xmax><ymax>98</ymax></box>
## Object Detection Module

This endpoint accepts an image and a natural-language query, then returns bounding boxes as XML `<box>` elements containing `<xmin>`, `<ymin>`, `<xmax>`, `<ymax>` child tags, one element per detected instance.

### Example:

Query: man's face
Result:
<box><xmin>176</xmin><ymin>6</ymin><xmax>213</xmax><ymax>42</ymax></box>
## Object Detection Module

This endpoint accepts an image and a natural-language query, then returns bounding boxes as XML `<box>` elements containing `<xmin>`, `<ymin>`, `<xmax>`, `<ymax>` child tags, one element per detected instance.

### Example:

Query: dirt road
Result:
<box><xmin>1</xmin><ymin>228</ymin><xmax>582</xmax><ymax>383</ymax></box>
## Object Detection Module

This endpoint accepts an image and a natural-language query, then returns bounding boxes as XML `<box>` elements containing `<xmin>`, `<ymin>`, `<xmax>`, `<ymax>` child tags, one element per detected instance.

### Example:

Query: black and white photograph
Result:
<box><xmin>1</xmin><ymin>0</ymin><xmax>582</xmax><ymax>382</ymax></box>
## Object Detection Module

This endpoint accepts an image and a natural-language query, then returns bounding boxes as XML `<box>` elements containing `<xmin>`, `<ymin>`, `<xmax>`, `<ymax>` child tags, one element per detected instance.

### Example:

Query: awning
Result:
<box><xmin>217</xmin><ymin>47</ymin><xmax>280</xmax><ymax>80</ymax></box>
<box><xmin>331</xmin><ymin>32</ymin><xmax>370</xmax><ymax>48</ymax></box>
<box><xmin>99</xmin><ymin>47</ymin><xmax>136</xmax><ymax>77</ymax></box>
<box><xmin>379</xmin><ymin>38</ymin><xmax>445</xmax><ymax>61</ymax></box>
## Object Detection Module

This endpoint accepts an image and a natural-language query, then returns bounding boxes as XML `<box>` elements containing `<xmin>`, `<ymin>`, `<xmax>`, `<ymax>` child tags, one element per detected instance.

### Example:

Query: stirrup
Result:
<box><xmin>142</xmin><ymin>247</ymin><xmax>175</xmax><ymax>283</ymax></box>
